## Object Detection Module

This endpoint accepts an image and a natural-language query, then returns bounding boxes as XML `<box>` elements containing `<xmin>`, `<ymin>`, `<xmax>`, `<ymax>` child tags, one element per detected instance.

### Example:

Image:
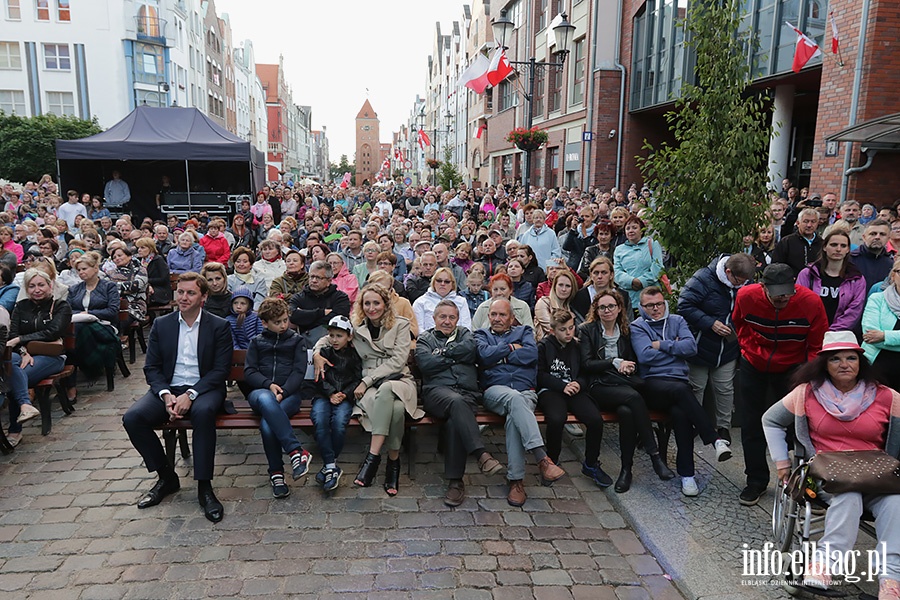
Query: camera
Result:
<box><xmin>806</xmin><ymin>199</ymin><xmax>823</xmax><ymax>207</ymax></box>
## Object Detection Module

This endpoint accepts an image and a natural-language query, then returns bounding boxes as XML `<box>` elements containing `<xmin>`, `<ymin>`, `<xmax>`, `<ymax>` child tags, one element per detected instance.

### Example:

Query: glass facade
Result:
<box><xmin>631</xmin><ymin>0</ymin><xmax>828</xmax><ymax>111</ymax></box>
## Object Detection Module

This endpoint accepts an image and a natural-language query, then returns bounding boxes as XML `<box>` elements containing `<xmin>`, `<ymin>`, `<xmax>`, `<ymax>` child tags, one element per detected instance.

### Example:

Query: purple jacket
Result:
<box><xmin>796</xmin><ymin>263</ymin><xmax>867</xmax><ymax>331</ymax></box>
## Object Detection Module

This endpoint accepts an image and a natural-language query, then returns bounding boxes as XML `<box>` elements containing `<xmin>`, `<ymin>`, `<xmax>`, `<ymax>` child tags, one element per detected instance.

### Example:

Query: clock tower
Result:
<box><xmin>355</xmin><ymin>99</ymin><xmax>380</xmax><ymax>186</ymax></box>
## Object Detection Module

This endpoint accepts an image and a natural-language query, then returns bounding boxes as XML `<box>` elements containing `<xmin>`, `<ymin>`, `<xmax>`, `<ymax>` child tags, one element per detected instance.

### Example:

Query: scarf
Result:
<box><xmin>884</xmin><ymin>284</ymin><xmax>900</xmax><ymax>318</ymax></box>
<box><xmin>286</xmin><ymin>271</ymin><xmax>305</xmax><ymax>281</ymax></box>
<box><xmin>812</xmin><ymin>378</ymin><xmax>878</xmax><ymax>422</ymax></box>
<box><xmin>233</xmin><ymin>271</ymin><xmax>254</xmax><ymax>284</ymax></box>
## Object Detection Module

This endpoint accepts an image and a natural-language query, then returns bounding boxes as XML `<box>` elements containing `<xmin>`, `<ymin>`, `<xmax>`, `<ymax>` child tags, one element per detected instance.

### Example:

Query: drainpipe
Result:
<box><xmin>582</xmin><ymin>0</ymin><xmax>601</xmax><ymax>190</ymax></box>
<box><xmin>840</xmin><ymin>0</ymin><xmax>872</xmax><ymax>203</ymax></box>
<box><xmin>613</xmin><ymin>0</ymin><xmax>626</xmax><ymax>191</ymax></box>
<box><xmin>844</xmin><ymin>147</ymin><xmax>876</xmax><ymax>177</ymax></box>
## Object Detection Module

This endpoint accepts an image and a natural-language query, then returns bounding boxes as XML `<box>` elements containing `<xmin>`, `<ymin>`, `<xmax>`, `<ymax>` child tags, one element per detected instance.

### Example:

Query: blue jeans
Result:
<box><xmin>7</xmin><ymin>354</ymin><xmax>65</xmax><ymax>434</ymax></box>
<box><xmin>482</xmin><ymin>386</ymin><xmax>542</xmax><ymax>481</ymax></box>
<box><xmin>247</xmin><ymin>389</ymin><xmax>303</xmax><ymax>475</ymax></box>
<box><xmin>310</xmin><ymin>397</ymin><xmax>353</xmax><ymax>465</ymax></box>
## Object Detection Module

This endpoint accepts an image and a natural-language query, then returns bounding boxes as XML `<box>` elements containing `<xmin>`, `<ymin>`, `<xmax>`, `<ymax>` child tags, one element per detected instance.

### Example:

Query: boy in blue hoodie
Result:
<box><xmin>244</xmin><ymin>297</ymin><xmax>311</xmax><ymax>498</ymax></box>
<box><xmin>227</xmin><ymin>286</ymin><xmax>263</xmax><ymax>349</ymax></box>
<box><xmin>630</xmin><ymin>286</ymin><xmax>730</xmax><ymax>497</ymax></box>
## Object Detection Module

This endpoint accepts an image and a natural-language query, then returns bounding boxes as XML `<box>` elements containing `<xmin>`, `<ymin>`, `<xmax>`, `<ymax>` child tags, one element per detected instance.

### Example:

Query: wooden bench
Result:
<box><xmin>33</xmin><ymin>324</ymin><xmax>77</xmax><ymax>436</ymax></box>
<box><xmin>157</xmin><ymin>350</ymin><xmax>672</xmax><ymax>480</ymax></box>
<box><xmin>120</xmin><ymin>298</ymin><xmax>148</xmax><ymax>364</ymax></box>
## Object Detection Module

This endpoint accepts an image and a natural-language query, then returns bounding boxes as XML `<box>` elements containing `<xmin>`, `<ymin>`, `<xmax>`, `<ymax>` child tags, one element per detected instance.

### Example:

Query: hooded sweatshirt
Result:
<box><xmin>630</xmin><ymin>303</ymin><xmax>697</xmax><ymax>381</ymax></box>
<box><xmin>226</xmin><ymin>286</ymin><xmax>263</xmax><ymax>349</ymax></box>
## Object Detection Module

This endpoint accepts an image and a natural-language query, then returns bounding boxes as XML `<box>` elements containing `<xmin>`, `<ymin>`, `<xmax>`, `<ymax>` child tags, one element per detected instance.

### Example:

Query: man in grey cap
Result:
<box><xmin>731</xmin><ymin>263</ymin><xmax>828</xmax><ymax>506</ymax></box>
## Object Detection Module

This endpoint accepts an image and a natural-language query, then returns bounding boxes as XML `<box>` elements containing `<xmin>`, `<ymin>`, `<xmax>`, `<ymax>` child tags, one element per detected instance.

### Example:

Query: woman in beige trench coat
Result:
<box><xmin>315</xmin><ymin>283</ymin><xmax>420</xmax><ymax>496</ymax></box>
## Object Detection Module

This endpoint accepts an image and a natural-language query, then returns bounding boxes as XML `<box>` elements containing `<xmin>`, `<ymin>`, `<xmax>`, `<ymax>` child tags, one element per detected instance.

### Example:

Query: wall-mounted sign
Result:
<box><xmin>825</xmin><ymin>141</ymin><xmax>839</xmax><ymax>157</ymax></box>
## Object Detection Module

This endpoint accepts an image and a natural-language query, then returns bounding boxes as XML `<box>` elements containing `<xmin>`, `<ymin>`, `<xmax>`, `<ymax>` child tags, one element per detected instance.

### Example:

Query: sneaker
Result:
<box><xmin>17</xmin><ymin>403</ymin><xmax>40</xmax><ymax>424</ymax></box>
<box><xmin>714</xmin><ymin>439</ymin><xmax>732</xmax><ymax>462</ymax></box>
<box><xmin>315</xmin><ymin>466</ymin><xmax>328</xmax><ymax>486</ymax></box>
<box><xmin>290</xmin><ymin>449</ymin><xmax>312</xmax><ymax>480</ymax></box>
<box><xmin>739</xmin><ymin>484</ymin><xmax>766</xmax><ymax>506</ymax></box>
<box><xmin>323</xmin><ymin>466</ymin><xmax>342</xmax><ymax>492</ymax></box>
<box><xmin>681</xmin><ymin>476</ymin><xmax>699</xmax><ymax>497</ymax></box>
<box><xmin>270</xmin><ymin>473</ymin><xmax>290</xmax><ymax>498</ymax></box>
<box><xmin>717</xmin><ymin>427</ymin><xmax>732</xmax><ymax>445</ymax></box>
<box><xmin>537</xmin><ymin>456</ymin><xmax>565</xmax><ymax>486</ymax></box>
<box><xmin>581</xmin><ymin>461</ymin><xmax>613</xmax><ymax>488</ymax></box>
<box><xmin>565</xmin><ymin>423</ymin><xmax>584</xmax><ymax>437</ymax></box>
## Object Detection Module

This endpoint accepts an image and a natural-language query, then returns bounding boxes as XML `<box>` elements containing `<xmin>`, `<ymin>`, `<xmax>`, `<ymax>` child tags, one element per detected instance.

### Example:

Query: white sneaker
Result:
<box><xmin>17</xmin><ymin>404</ymin><xmax>40</xmax><ymax>424</ymax></box>
<box><xmin>681</xmin><ymin>476</ymin><xmax>699</xmax><ymax>497</ymax></box>
<box><xmin>714</xmin><ymin>439</ymin><xmax>732</xmax><ymax>462</ymax></box>
<box><xmin>565</xmin><ymin>423</ymin><xmax>584</xmax><ymax>437</ymax></box>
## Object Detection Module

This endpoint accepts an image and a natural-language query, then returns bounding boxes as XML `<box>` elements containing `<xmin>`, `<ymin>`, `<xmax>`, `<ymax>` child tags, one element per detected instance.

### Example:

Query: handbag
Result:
<box><xmin>647</xmin><ymin>239</ymin><xmax>673</xmax><ymax>294</ymax></box>
<box><xmin>25</xmin><ymin>339</ymin><xmax>64</xmax><ymax>356</ymax></box>
<box><xmin>806</xmin><ymin>450</ymin><xmax>900</xmax><ymax>496</ymax></box>
<box><xmin>597</xmin><ymin>369</ymin><xmax>644</xmax><ymax>389</ymax></box>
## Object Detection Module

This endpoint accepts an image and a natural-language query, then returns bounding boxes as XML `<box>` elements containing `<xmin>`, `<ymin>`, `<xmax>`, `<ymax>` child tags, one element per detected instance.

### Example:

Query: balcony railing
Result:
<box><xmin>135</xmin><ymin>16</ymin><xmax>167</xmax><ymax>44</ymax></box>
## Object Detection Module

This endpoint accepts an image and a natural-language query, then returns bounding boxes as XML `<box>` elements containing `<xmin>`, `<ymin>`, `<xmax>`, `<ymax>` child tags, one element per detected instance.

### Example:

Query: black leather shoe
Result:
<box><xmin>137</xmin><ymin>476</ymin><xmax>180</xmax><ymax>509</ymax></box>
<box><xmin>650</xmin><ymin>454</ymin><xmax>675</xmax><ymax>481</ymax></box>
<box><xmin>383</xmin><ymin>458</ymin><xmax>401</xmax><ymax>497</ymax></box>
<box><xmin>199</xmin><ymin>488</ymin><xmax>224</xmax><ymax>523</ymax></box>
<box><xmin>615</xmin><ymin>468</ymin><xmax>633</xmax><ymax>493</ymax></box>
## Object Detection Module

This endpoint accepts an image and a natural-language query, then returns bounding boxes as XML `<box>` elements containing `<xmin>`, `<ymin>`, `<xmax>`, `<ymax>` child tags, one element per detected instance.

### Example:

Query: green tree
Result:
<box><xmin>0</xmin><ymin>113</ymin><xmax>102</xmax><ymax>183</ymax></box>
<box><xmin>635</xmin><ymin>0</ymin><xmax>770</xmax><ymax>287</ymax></box>
<box><xmin>328</xmin><ymin>154</ymin><xmax>356</xmax><ymax>181</ymax></box>
<box><xmin>437</xmin><ymin>148</ymin><xmax>464</xmax><ymax>190</ymax></box>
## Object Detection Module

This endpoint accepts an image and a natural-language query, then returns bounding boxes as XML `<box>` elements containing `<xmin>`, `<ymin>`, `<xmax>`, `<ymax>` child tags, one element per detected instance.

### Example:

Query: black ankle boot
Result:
<box><xmin>615</xmin><ymin>467</ymin><xmax>633</xmax><ymax>493</ymax></box>
<box><xmin>383</xmin><ymin>458</ymin><xmax>401</xmax><ymax>497</ymax></box>
<box><xmin>650</xmin><ymin>453</ymin><xmax>675</xmax><ymax>480</ymax></box>
<box><xmin>354</xmin><ymin>452</ymin><xmax>381</xmax><ymax>487</ymax></box>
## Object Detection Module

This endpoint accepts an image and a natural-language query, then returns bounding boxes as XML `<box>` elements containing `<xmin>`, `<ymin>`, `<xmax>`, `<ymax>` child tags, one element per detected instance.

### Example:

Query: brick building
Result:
<box><xmin>355</xmin><ymin>100</ymin><xmax>381</xmax><ymax>186</ymax></box>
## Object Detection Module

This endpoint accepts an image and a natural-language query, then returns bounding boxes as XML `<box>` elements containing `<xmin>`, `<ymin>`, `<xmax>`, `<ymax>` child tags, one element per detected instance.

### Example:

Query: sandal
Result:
<box><xmin>354</xmin><ymin>452</ymin><xmax>381</xmax><ymax>487</ymax></box>
<box><xmin>383</xmin><ymin>458</ymin><xmax>401</xmax><ymax>497</ymax></box>
<box><xmin>477</xmin><ymin>453</ymin><xmax>504</xmax><ymax>475</ymax></box>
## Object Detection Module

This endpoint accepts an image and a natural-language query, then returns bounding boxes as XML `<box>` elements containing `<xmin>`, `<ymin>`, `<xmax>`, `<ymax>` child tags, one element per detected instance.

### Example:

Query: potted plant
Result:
<box><xmin>426</xmin><ymin>158</ymin><xmax>441</xmax><ymax>170</ymax></box>
<box><xmin>506</xmin><ymin>127</ymin><xmax>549</xmax><ymax>151</ymax></box>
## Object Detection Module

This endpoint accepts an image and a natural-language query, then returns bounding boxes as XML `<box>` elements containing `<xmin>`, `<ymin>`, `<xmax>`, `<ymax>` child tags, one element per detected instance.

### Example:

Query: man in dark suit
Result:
<box><xmin>123</xmin><ymin>272</ymin><xmax>233</xmax><ymax>522</ymax></box>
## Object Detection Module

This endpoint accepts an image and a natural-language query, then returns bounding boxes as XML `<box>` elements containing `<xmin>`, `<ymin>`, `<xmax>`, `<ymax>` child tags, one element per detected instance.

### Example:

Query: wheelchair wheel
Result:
<box><xmin>772</xmin><ymin>481</ymin><xmax>798</xmax><ymax>553</ymax></box>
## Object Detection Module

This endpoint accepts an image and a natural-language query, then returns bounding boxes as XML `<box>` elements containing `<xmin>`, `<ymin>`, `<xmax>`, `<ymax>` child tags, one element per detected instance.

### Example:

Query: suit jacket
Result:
<box><xmin>143</xmin><ymin>309</ymin><xmax>233</xmax><ymax>399</ymax></box>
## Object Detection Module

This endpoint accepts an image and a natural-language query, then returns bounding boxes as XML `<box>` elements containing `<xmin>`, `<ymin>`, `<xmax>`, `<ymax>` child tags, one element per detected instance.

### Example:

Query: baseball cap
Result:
<box><xmin>761</xmin><ymin>263</ymin><xmax>796</xmax><ymax>297</ymax></box>
<box><xmin>327</xmin><ymin>315</ymin><xmax>353</xmax><ymax>334</ymax></box>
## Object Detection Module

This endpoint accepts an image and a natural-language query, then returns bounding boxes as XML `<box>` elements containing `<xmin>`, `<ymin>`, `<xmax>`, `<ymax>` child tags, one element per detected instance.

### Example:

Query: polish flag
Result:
<box><xmin>786</xmin><ymin>22</ymin><xmax>821</xmax><ymax>73</ymax></box>
<box><xmin>474</xmin><ymin>123</ymin><xmax>487</xmax><ymax>139</ymax></box>
<box><xmin>461</xmin><ymin>49</ymin><xmax>514</xmax><ymax>94</ymax></box>
<box><xmin>830</xmin><ymin>11</ymin><xmax>839</xmax><ymax>54</ymax></box>
<box><xmin>418</xmin><ymin>130</ymin><xmax>431</xmax><ymax>149</ymax></box>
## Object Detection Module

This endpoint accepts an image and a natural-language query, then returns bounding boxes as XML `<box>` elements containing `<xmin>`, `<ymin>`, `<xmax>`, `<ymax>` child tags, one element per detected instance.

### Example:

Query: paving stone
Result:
<box><xmin>533</xmin><ymin>587</ymin><xmax>576</xmax><ymax>600</ymax></box>
<box><xmin>626</xmin><ymin>554</ymin><xmax>663</xmax><ymax>576</ymax></box>
<box><xmin>532</xmin><ymin>569</ymin><xmax>574</xmax><ymax>586</ymax></box>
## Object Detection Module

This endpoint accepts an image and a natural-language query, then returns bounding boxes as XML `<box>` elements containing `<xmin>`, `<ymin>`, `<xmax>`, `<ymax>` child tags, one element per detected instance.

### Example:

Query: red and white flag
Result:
<box><xmin>474</xmin><ymin>123</ymin><xmax>487</xmax><ymax>139</ymax></box>
<box><xmin>418</xmin><ymin>130</ymin><xmax>431</xmax><ymax>150</ymax></box>
<box><xmin>786</xmin><ymin>22</ymin><xmax>821</xmax><ymax>73</ymax></box>
<box><xmin>829</xmin><ymin>11</ymin><xmax>839</xmax><ymax>54</ymax></box>
<box><xmin>394</xmin><ymin>148</ymin><xmax>403</xmax><ymax>162</ymax></box>
<box><xmin>460</xmin><ymin>49</ymin><xmax>514</xmax><ymax>94</ymax></box>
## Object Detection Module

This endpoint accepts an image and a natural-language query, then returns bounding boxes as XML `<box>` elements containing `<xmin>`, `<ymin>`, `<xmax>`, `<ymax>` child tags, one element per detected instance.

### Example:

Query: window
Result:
<box><xmin>0</xmin><ymin>90</ymin><xmax>26</xmax><ymax>114</ymax></box>
<box><xmin>570</xmin><ymin>38</ymin><xmax>585</xmax><ymax>105</ymax></box>
<box><xmin>6</xmin><ymin>0</ymin><xmax>20</xmax><ymax>20</ymax></box>
<box><xmin>134</xmin><ymin>43</ymin><xmax>162</xmax><ymax>83</ymax></box>
<box><xmin>0</xmin><ymin>42</ymin><xmax>21</xmax><ymax>69</ymax></box>
<box><xmin>46</xmin><ymin>91</ymin><xmax>75</xmax><ymax>116</ymax></box>
<box><xmin>552</xmin><ymin>0</ymin><xmax>565</xmax><ymax>18</ymax></box>
<box><xmin>547</xmin><ymin>147</ymin><xmax>560</xmax><ymax>187</ymax></box>
<box><xmin>532</xmin><ymin>68</ymin><xmax>544</xmax><ymax>119</ymax></box>
<box><xmin>57</xmin><ymin>0</ymin><xmax>69</xmax><ymax>22</ymax></box>
<box><xmin>36</xmin><ymin>0</ymin><xmax>48</xmax><ymax>20</ymax></box>
<box><xmin>548</xmin><ymin>67</ymin><xmax>562</xmax><ymax>112</ymax></box>
<box><xmin>43</xmin><ymin>43</ymin><xmax>70</xmax><ymax>70</ymax></box>
<box><xmin>535</xmin><ymin>0</ymin><xmax>547</xmax><ymax>32</ymax></box>
<box><xmin>498</xmin><ymin>80</ymin><xmax>517</xmax><ymax>112</ymax></box>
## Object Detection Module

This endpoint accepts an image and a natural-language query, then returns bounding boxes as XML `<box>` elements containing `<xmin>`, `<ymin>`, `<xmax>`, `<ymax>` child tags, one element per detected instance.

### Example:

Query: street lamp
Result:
<box><xmin>412</xmin><ymin>108</ymin><xmax>454</xmax><ymax>186</ymax></box>
<box><xmin>492</xmin><ymin>10</ymin><xmax>574</xmax><ymax>203</ymax></box>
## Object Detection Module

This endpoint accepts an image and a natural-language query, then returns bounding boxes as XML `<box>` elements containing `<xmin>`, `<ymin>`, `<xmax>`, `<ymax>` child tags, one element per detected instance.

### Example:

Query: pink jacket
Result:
<box><xmin>796</xmin><ymin>263</ymin><xmax>867</xmax><ymax>332</ymax></box>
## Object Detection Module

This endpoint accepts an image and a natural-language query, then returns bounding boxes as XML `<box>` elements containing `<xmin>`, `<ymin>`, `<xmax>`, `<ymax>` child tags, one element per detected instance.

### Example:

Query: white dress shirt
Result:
<box><xmin>159</xmin><ymin>311</ymin><xmax>202</xmax><ymax>400</ymax></box>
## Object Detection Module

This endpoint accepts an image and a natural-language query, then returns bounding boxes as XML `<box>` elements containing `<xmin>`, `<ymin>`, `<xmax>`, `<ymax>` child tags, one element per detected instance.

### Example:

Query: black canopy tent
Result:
<box><xmin>56</xmin><ymin>105</ymin><xmax>265</xmax><ymax>217</ymax></box>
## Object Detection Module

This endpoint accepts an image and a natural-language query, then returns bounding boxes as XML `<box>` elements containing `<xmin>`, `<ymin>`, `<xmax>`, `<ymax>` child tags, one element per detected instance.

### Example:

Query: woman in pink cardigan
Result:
<box><xmin>796</xmin><ymin>228</ymin><xmax>867</xmax><ymax>332</ymax></box>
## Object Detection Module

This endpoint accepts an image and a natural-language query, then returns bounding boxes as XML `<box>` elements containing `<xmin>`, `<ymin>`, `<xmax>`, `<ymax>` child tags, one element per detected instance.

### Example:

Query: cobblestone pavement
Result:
<box><xmin>0</xmin><ymin>356</ymin><xmax>685</xmax><ymax>600</ymax></box>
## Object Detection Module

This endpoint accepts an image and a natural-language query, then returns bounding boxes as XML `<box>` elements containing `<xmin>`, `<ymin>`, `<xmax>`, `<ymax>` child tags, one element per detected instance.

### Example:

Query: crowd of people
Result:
<box><xmin>1</xmin><ymin>174</ymin><xmax>899</xmax><ymax>597</ymax></box>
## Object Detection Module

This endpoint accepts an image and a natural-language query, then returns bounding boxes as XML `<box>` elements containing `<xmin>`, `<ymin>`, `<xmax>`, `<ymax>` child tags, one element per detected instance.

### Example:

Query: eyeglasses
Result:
<box><xmin>308</xmin><ymin>274</ymin><xmax>328</xmax><ymax>281</ymax></box>
<box><xmin>640</xmin><ymin>302</ymin><xmax>666</xmax><ymax>310</ymax></box>
<box><xmin>893</xmin><ymin>269</ymin><xmax>900</xmax><ymax>275</ymax></box>
<box><xmin>598</xmin><ymin>304</ymin><xmax>618</xmax><ymax>312</ymax></box>
<box><xmin>434</xmin><ymin>279</ymin><xmax>452</xmax><ymax>284</ymax></box>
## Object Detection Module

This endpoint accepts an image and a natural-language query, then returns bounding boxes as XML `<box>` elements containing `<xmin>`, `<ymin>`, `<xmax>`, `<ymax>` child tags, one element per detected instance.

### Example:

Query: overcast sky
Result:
<box><xmin>216</xmin><ymin>0</ymin><xmax>467</xmax><ymax>163</ymax></box>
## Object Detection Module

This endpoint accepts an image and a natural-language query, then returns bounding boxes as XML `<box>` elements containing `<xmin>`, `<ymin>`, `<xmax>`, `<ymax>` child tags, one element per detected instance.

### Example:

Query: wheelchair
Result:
<box><xmin>771</xmin><ymin>453</ymin><xmax>879</xmax><ymax>599</ymax></box>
